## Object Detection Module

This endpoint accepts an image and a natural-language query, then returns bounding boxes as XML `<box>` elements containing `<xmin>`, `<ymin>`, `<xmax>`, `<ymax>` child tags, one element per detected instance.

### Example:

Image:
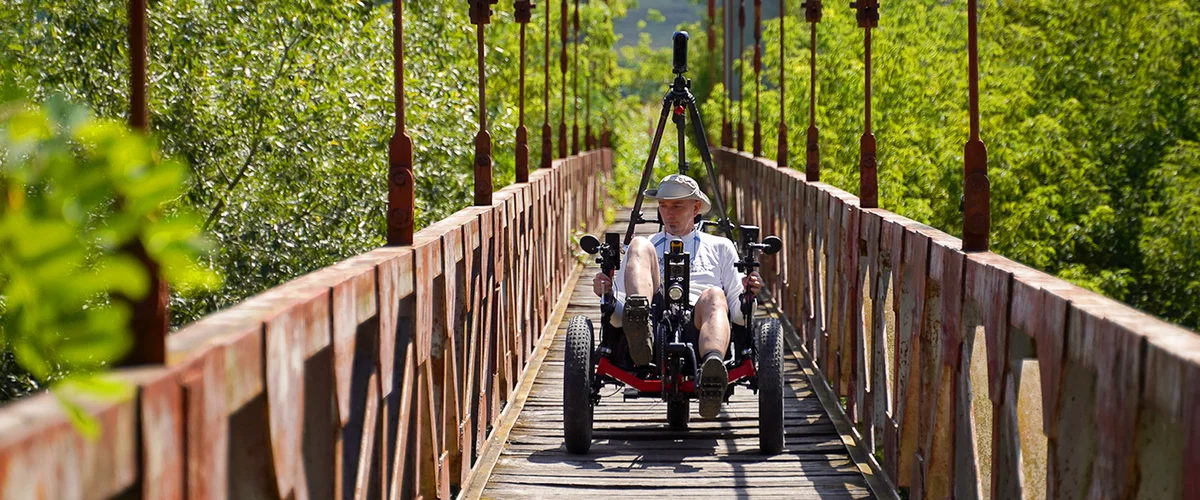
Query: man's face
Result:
<box><xmin>658</xmin><ymin>199</ymin><xmax>703</xmax><ymax>236</ymax></box>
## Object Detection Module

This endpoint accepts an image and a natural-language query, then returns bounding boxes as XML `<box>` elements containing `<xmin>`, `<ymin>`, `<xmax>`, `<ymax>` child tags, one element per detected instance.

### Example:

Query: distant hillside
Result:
<box><xmin>613</xmin><ymin>0</ymin><xmax>782</xmax><ymax>51</ymax></box>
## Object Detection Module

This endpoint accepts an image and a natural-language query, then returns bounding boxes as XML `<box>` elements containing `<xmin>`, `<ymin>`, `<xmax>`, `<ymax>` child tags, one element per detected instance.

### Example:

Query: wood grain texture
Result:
<box><xmin>475</xmin><ymin>209</ymin><xmax>875</xmax><ymax>500</ymax></box>
<box><xmin>4</xmin><ymin>149</ymin><xmax>1200</xmax><ymax>499</ymax></box>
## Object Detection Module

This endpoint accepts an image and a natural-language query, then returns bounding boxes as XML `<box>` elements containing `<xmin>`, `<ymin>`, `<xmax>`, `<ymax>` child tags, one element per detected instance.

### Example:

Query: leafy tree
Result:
<box><xmin>701</xmin><ymin>0</ymin><xmax>1199</xmax><ymax>329</ymax></box>
<box><xmin>1140</xmin><ymin>141</ymin><xmax>1200</xmax><ymax>326</ymax></box>
<box><xmin>0</xmin><ymin>1</ymin><xmax>641</xmax><ymax>330</ymax></box>
<box><xmin>0</xmin><ymin>92</ymin><xmax>217</xmax><ymax>418</ymax></box>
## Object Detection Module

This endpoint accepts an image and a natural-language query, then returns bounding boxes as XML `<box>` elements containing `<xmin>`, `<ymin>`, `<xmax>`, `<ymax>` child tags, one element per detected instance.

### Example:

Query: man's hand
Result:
<box><xmin>743</xmin><ymin>271</ymin><xmax>763</xmax><ymax>294</ymax></box>
<box><xmin>592</xmin><ymin>271</ymin><xmax>612</xmax><ymax>297</ymax></box>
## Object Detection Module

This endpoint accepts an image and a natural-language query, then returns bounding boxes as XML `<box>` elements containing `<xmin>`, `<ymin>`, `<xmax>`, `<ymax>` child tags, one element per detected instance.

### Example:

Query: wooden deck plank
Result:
<box><xmin>473</xmin><ymin>213</ymin><xmax>876</xmax><ymax>499</ymax></box>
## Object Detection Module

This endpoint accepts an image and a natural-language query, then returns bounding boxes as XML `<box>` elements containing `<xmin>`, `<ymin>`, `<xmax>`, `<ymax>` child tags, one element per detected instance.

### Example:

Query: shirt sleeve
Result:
<box><xmin>722</xmin><ymin>239</ymin><xmax>748</xmax><ymax>326</ymax></box>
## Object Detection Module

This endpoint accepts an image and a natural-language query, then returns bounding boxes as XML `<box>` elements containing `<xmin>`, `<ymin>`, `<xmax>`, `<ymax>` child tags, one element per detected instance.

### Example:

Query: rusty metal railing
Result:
<box><xmin>0</xmin><ymin>150</ymin><xmax>611</xmax><ymax>499</ymax></box>
<box><xmin>718</xmin><ymin>150</ymin><xmax>1200</xmax><ymax>499</ymax></box>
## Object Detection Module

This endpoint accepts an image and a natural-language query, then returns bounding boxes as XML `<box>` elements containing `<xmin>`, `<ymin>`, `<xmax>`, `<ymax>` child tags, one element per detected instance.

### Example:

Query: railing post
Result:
<box><xmin>802</xmin><ymin>0</ymin><xmax>821</xmax><ymax>181</ymax></box>
<box><xmin>776</xmin><ymin>0</ymin><xmax>788</xmax><ymax>167</ymax></box>
<box><xmin>541</xmin><ymin>0</ymin><xmax>553</xmax><ymax>168</ymax></box>
<box><xmin>571</xmin><ymin>0</ymin><xmax>581</xmax><ymax>155</ymax></box>
<box><xmin>388</xmin><ymin>0</ymin><xmax>417</xmax><ymax>247</ymax></box>
<box><xmin>123</xmin><ymin>0</ymin><xmax>168</xmax><ymax>366</ymax></box>
<box><xmin>721</xmin><ymin>0</ymin><xmax>733</xmax><ymax>148</ymax></box>
<box><xmin>586</xmin><ymin>60</ymin><xmax>594</xmax><ymax>150</ymax></box>
<box><xmin>737</xmin><ymin>0</ymin><xmax>746</xmax><ymax>152</ymax></box>
<box><xmin>129</xmin><ymin>0</ymin><xmax>147</xmax><ymax>132</ymax></box>
<box><xmin>708</xmin><ymin>0</ymin><xmax>717</xmax><ymax>145</ymax></box>
<box><xmin>962</xmin><ymin>0</ymin><xmax>989</xmax><ymax>251</ymax></box>
<box><xmin>850</xmin><ymin>0</ymin><xmax>878</xmax><ymax>208</ymax></box>
<box><xmin>752</xmin><ymin>0</ymin><xmax>763</xmax><ymax>157</ymax></box>
<box><xmin>559</xmin><ymin>0</ymin><xmax>568</xmax><ymax>158</ymax></box>
<box><xmin>471</xmin><ymin>0</ymin><xmax>499</xmax><ymax>206</ymax></box>
<box><xmin>516</xmin><ymin>0</ymin><xmax>535</xmax><ymax>183</ymax></box>
<box><xmin>388</xmin><ymin>0</ymin><xmax>416</xmax><ymax>246</ymax></box>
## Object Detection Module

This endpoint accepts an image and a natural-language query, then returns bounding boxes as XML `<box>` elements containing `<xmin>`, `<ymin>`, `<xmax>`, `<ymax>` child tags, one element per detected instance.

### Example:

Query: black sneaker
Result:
<box><xmin>623</xmin><ymin>295</ymin><xmax>654</xmax><ymax>366</ymax></box>
<box><xmin>698</xmin><ymin>352</ymin><xmax>728</xmax><ymax>418</ymax></box>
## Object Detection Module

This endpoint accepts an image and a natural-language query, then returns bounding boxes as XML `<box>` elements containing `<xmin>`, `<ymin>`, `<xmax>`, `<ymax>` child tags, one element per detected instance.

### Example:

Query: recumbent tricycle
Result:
<box><xmin>561</xmin><ymin>30</ymin><xmax>786</xmax><ymax>455</ymax></box>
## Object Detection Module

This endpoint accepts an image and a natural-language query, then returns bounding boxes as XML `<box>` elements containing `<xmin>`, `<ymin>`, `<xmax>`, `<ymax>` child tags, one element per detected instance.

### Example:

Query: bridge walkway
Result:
<box><xmin>468</xmin><ymin>211</ymin><xmax>876</xmax><ymax>499</ymax></box>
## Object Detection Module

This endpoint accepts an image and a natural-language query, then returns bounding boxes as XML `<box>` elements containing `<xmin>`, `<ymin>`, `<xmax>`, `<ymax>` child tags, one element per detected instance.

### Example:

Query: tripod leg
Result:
<box><xmin>624</xmin><ymin>98</ymin><xmax>674</xmax><ymax>245</ymax></box>
<box><xmin>686</xmin><ymin>97</ymin><xmax>737</xmax><ymax>242</ymax></box>
<box><xmin>675</xmin><ymin>111</ymin><xmax>689</xmax><ymax>177</ymax></box>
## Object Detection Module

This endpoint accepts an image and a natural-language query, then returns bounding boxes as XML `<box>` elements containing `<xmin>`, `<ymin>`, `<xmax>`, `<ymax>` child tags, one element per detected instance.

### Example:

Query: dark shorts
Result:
<box><xmin>649</xmin><ymin>289</ymin><xmax>701</xmax><ymax>346</ymax></box>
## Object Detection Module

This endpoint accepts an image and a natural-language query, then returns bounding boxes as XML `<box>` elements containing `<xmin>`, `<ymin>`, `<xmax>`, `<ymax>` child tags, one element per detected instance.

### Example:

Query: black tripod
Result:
<box><xmin>624</xmin><ymin>31</ymin><xmax>736</xmax><ymax>246</ymax></box>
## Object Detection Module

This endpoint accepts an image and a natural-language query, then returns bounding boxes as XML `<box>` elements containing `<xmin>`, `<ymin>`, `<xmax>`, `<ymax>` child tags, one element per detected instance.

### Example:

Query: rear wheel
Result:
<box><xmin>756</xmin><ymin>318</ymin><xmax>785</xmax><ymax>454</ymax></box>
<box><xmin>667</xmin><ymin>399</ymin><xmax>690</xmax><ymax>429</ymax></box>
<box><xmin>563</xmin><ymin>315</ymin><xmax>595</xmax><ymax>454</ymax></box>
<box><xmin>661</xmin><ymin>323</ymin><xmax>689</xmax><ymax>430</ymax></box>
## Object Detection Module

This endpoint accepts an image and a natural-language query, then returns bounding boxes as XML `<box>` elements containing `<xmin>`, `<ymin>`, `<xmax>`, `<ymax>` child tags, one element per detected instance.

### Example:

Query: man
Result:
<box><xmin>592</xmin><ymin>174</ymin><xmax>763</xmax><ymax>418</ymax></box>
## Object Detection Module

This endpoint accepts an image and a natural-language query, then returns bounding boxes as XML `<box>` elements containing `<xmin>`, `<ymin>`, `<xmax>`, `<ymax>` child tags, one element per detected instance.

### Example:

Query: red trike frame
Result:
<box><xmin>595</xmin><ymin>356</ymin><xmax>757</xmax><ymax>394</ymax></box>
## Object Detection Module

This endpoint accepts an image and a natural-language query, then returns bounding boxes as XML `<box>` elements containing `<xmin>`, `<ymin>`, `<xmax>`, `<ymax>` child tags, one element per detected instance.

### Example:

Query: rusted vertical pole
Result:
<box><xmin>850</xmin><ymin>0</ymin><xmax>878</xmax><ymax>207</ymax></box>
<box><xmin>129</xmin><ymin>0</ymin><xmax>148</xmax><ymax>131</ymax></box>
<box><xmin>802</xmin><ymin>0</ymin><xmax>821</xmax><ymax>181</ymax></box>
<box><xmin>541</xmin><ymin>0</ymin><xmax>553</xmax><ymax>168</ymax></box>
<box><xmin>471</xmin><ymin>0</ymin><xmax>498</xmax><ymax>206</ymax></box>
<box><xmin>708</xmin><ymin>0</ymin><xmax>717</xmax><ymax>145</ymax></box>
<box><xmin>389</xmin><ymin>0</ymin><xmax>416</xmax><ymax>245</ymax></box>
<box><xmin>585</xmin><ymin>59</ymin><xmax>594</xmax><ymax>150</ymax></box>
<box><xmin>559</xmin><ymin>0</ymin><xmax>568</xmax><ymax>158</ymax></box>
<box><xmin>721</xmin><ymin>0</ymin><xmax>733</xmax><ymax>148</ymax></box>
<box><xmin>516</xmin><ymin>0</ymin><xmax>535</xmax><ymax>183</ymax></box>
<box><xmin>571</xmin><ymin>0</ymin><xmax>580</xmax><ymax>155</ymax></box>
<box><xmin>962</xmin><ymin>0</ymin><xmax>989</xmax><ymax>251</ymax></box>
<box><xmin>599</xmin><ymin>1</ymin><xmax>611</xmax><ymax>150</ymax></box>
<box><xmin>776</xmin><ymin>0</ymin><xmax>788</xmax><ymax>167</ymax></box>
<box><xmin>124</xmin><ymin>0</ymin><xmax>167</xmax><ymax>366</ymax></box>
<box><xmin>736</xmin><ymin>0</ymin><xmax>746</xmax><ymax>151</ymax></box>
<box><xmin>752</xmin><ymin>0</ymin><xmax>762</xmax><ymax>157</ymax></box>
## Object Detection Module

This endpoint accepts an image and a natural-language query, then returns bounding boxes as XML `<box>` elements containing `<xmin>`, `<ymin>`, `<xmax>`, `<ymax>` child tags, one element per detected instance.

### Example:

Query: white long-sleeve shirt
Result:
<box><xmin>609</xmin><ymin>228</ymin><xmax>747</xmax><ymax>327</ymax></box>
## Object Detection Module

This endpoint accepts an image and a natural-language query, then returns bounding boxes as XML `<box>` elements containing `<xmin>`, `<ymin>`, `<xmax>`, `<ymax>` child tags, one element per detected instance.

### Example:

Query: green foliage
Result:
<box><xmin>0</xmin><ymin>1</ymin><xmax>638</xmax><ymax>330</ymax></box>
<box><xmin>1140</xmin><ymin>141</ymin><xmax>1200</xmax><ymax>326</ymax></box>
<box><xmin>2</xmin><ymin>0</ymin><xmax>1194</xmax><ymax>422</ymax></box>
<box><xmin>701</xmin><ymin>0</ymin><xmax>1200</xmax><ymax>328</ymax></box>
<box><xmin>0</xmin><ymin>94</ymin><xmax>217</xmax><ymax>411</ymax></box>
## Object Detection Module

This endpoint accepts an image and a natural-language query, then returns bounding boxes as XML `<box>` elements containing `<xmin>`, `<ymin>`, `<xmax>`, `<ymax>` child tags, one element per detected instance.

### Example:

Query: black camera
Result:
<box><xmin>664</xmin><ymin>239</ymin><xmax>691</xmax><ymax>308</ymax></box>
<box><xmin>672</xmin><ymin>31</ymin><xmax>689</xmax><ymax>75</ymax></box>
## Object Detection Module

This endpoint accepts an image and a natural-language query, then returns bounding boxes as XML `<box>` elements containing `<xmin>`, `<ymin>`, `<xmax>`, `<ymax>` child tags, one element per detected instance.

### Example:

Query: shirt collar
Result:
<box><xmin>662</xmin><ymin>228</ymin><xmax>699</xmax><ymax>241</ymax></box>
<box><xmin>655</xmin><ymin>228</ymin><xmax>701</xmax><ymax>249</ymax></box>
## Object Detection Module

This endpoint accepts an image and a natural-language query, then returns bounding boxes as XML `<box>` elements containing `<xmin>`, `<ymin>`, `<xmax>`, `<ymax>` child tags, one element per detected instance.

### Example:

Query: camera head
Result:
<box><xmin>672</xmin><ymin>31</ymin><xmax>689</xmax><ymax>75</ymax></box>
<box><xmin>580</xmin><ymin>232</ymin><xmax>622</xmax><ymax>274</ymax></box>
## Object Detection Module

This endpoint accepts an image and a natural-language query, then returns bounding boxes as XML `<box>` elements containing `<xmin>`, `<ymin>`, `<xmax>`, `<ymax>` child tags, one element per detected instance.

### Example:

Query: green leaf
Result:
<box><xmin>54</xmin><ymin>391</ymin><xmax>100</xmax><ymax>441</ymax></box>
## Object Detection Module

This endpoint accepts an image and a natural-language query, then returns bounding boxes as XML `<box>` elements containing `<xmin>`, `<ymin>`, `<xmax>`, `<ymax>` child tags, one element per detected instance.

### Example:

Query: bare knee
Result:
<box><xmin>627</xmin><ymin>237</ymin><xmax>656</xmax><ymax>259</ymax></box>
<box><xmin>695</xmin><ymin>287</ymin><xmax>729</xmax><ymax>324</ymax></box>
<box><xmin>699</xmin><ymin>287</ymin><xmax>728</xmax><ymax>310</ymax></box>
<box><xmin>624</xmin><ymin>237</ymin><xmax>660</xmax><ymax>293</ymax></box>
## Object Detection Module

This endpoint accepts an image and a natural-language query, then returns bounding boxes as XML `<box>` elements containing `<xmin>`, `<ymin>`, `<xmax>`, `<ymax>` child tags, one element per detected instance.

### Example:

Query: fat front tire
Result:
<box><xmin>757</xmin><ymin>318</ymin><xmax>785</xmax><ymax>454</ymax></box>
<box><xmin>563</xmin><ymin>315</ymin><xmax>595</xmax><ymax>454</ymax></box>
<box><xmin>667</xmin><ymin>399</ymin><xmax>690</xmax><ymax>429</ymax></box>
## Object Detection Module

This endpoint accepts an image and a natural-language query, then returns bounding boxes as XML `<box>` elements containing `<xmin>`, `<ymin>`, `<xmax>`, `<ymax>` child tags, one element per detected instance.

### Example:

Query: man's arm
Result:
<box><xmin>721</xmin><ymin>240</ymin><xmax>748</xmax><ymax>326</ymax></box>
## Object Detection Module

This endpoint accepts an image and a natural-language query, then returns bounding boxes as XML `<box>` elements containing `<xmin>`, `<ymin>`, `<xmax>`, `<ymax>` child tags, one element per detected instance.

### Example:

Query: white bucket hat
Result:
<box><xmin>644</xmin><ymin>174</ymin><xmax>712</xmax><ymax>214</ymax></box>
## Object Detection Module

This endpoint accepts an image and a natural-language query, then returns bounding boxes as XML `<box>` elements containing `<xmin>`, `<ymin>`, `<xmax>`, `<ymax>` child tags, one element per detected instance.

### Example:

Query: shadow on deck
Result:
<box><xmin>468</xmin><ymin>213</ymin><xmax>878</xmax><ymax>500</ymax></box>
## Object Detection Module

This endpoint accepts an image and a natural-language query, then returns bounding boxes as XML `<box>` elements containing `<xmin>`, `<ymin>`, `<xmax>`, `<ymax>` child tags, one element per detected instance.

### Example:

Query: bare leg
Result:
<box><xmin>622</xmin><ymin>237</ymin><xmax>660</xmax><ymax>366</ymax></box>
<box><xmin>624</xmin><ymin>237</ymin><xmax>660</xmax><ymax>297</ymax></box>
<box><xmin>695</xmin><ymin>287</ymin><xmax>731</xmax><ymax>418</ymax></box>
<box><xmin>694</xmin><ymin>287</ymin><xmax>731</xmax><ymax>359</ymax></box>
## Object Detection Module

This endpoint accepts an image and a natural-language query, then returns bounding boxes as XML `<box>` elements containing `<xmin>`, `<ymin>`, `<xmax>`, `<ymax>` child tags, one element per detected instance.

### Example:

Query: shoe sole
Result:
<box><xmin>698</xmin><ymin>356</ymin><xmax>728</xmax><ymax>418</ymax></box>
<box><xmin>624</xmin><ymin>296</ymin><xmax>654</xmax><ymax>366</ymax></box>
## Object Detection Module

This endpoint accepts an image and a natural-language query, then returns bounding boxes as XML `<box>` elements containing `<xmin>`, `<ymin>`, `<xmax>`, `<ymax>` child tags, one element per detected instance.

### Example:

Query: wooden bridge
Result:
<box><xmin>3</xmin><ymin>1</ymin><xmax>1200</xmax><ymax>499</ymax></box>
